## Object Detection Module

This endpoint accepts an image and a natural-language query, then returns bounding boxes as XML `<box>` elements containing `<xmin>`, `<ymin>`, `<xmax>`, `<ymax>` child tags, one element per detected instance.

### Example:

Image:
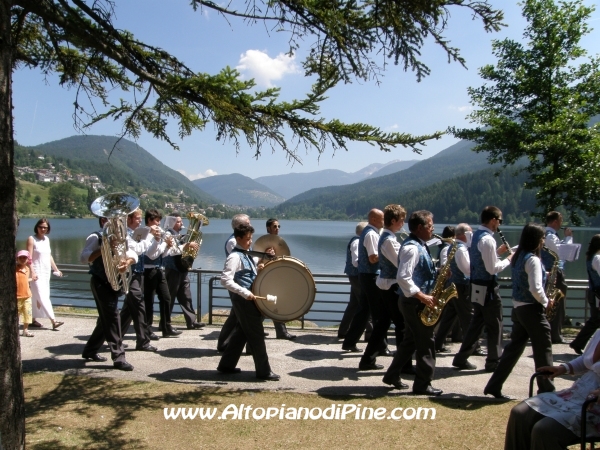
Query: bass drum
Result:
<box><xmin>252</xmin><ymin>256</ymin><xmax>316</xmax><ymax>322</ymax></box>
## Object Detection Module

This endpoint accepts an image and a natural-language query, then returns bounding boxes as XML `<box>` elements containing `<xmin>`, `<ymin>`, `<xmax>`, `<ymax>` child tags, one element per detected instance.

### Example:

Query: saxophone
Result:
<box><xmin>420</xmin><ymin>235</ymin><xmax>459</xmax><ymax>326</ymax></box>
<box><xmin>544</xmin><ymin>246</ymin><xmax>565</xmax><ymax>321</ymax></box>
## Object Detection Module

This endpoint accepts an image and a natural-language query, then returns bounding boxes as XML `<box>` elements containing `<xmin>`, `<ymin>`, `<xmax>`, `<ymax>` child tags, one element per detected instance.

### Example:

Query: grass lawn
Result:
<box><xmin>24</xmin><ymin>371</ymin><xmax>516</xmax><ymax>449</ymax></box>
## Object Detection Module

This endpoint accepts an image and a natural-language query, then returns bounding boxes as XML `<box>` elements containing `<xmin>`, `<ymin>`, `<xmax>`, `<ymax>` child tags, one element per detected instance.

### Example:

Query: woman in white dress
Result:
<box><xmin>27</xmin><ymin>218</ymin><xmax>64</xmax><ymax>330</ymax></box>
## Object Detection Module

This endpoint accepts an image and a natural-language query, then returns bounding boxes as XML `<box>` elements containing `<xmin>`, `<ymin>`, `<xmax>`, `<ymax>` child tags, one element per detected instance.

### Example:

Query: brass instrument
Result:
<box><xmin>174</xmin><ymin>212</ymin><xmax>209</xmax><ymax>271</ymax></box>
<box><xmin>90</xmin><ymin>192</ymin><xmax>140</xmax><ymax>294</ymax></box>
<box><xmin>544</xmin><ymin>246</ymin><xmax>565</xmax><ymax>321</ymax></box>
<box><xmin>420</xmin><ymin>234</ymin><xmax>459</xmax><ymax>326</ymax></box>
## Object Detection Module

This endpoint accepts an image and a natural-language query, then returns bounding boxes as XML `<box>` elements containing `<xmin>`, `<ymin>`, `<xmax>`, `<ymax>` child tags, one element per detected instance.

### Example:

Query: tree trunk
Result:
<box><xmin>0</xmin><ymin>0</ymin><xmax>26</xmax><ymax>448</ymax></box>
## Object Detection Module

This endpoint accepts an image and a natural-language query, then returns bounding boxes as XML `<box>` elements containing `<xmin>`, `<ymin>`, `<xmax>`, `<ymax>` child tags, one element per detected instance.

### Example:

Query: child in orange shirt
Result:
<box><xmin>16</xmin><ymin>250</ymin><xmax>33</xmax><ymax>337</ymax></box>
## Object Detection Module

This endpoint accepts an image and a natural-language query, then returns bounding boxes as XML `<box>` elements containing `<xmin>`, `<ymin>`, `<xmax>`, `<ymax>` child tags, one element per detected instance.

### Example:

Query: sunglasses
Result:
<box><xmin>271</xmin><ymin>225</ymin><xmax>281</xmax><ymax>229</ymax></box>
<box><xmin>38</xmin><ymin>226</ymin><xmax>48</xmax><ymax>229</ymax></box>
<box><xmin>495</xmin><ymin>218</ymin><xmax>503</xmax><ymax>224</ymax></box>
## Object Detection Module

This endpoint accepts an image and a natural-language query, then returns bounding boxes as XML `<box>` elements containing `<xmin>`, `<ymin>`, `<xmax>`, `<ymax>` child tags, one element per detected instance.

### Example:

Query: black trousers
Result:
<box><xmin>218</xmin><ymin>292</ymin><xmax>272</xmax><ymax>376</ymax></box>
<box><xmin>434</xmin><ymin>283</ymin><xmax>477</xmax><ymax>351</ymax></box>
<box><xmin>571</xmin><ymin>288</ymin><xmax>600</xmax><ymax>351</ymax></box>
<box><xmin>343</xmin><ymin>273</ymin><xmax>382</xmax><ymax>348</ymax></box>
<box><xmin>361</xmin><ymin>284</ymin><xmax>407</xmax><ymax>366</ymax></box>
<box><xmin>143</xmin><ymin>268</ymin><xmax>173</xmax><ymax>332</ymax></box>
<box><xmin>83</xmin><ymin>275</ymin><xmax>126</xmax><ymax>363</ymax></box>
<box><xmin>485</xmin><ymin>304</ymin><xmax>554</xmax><ymax>395</ymax></box>
<box><xmin>453</xmin><ymin>284</ymin><xmax>503</xmax><ymax>369</ymax></box>
<box><xmin>384</xmin><ymin>296</ymin><xmax>435</xmax><ymax>391</ymax></box>
<box><xmin>549</xmin><ymin>269</ymin><xmax>567</xmax><ymax>342</ymax></box>
<box><xmin>119</xmin><ymin>272</ymin><xmax>150</xmax><ymax>347</ymax></box>
<box><xmin>338</xmin><ymin>275</ymin><xmax>373</xmax><ymax>339</ymax></box>
<box><xmin>165</xmin><ymin>268</ymin><xmax>198</xmax><ymax>327</ymax></box>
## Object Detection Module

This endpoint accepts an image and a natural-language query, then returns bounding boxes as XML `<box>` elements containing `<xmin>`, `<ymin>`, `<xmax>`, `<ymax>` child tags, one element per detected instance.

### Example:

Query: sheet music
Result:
<box><xmin>132</xmin><ymin>226</ymin><xmax>150</xmax><ymax>242</ymax></box>
<box><xmin>558</xmin><ymin>243</ymin><xmax>581</xmax><ymax>262</ymax></box>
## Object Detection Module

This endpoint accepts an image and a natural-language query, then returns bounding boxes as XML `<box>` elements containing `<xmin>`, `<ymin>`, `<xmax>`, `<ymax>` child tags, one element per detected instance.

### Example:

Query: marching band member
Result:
<box><xmin>383</xmin><ymin>210</ymin><xmax>442</xmax><ymax>395</ymax></box>
<box><xmin>80</xmin><ymin>217</ymin><xmax>137</xmax><ymax>370</ymax></box>
<box><xmin>484</xmin><ymin>223</ymin><xmax>554</xmax><ymax>399</ymax></box>
<box><xmin>217</xmin><ymin>223</ymin><xmax>279</xmax><ymax>380</ymax></box>
<box><xmin>453</xmin><ymin>206</ymin><xmax>512</xmax><ymax>373</ymax></box>
<box><xmin>164</xmin><ymin>212</ymin><xmax>205</xmax><ymax>330</ymax></box>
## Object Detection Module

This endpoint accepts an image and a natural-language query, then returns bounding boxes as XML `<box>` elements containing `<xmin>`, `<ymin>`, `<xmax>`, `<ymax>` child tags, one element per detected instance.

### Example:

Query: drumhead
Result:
<box><xmin>252</xmin><ymin>256</ymin><xmax>316</xmax><ymax>322</ymax></box>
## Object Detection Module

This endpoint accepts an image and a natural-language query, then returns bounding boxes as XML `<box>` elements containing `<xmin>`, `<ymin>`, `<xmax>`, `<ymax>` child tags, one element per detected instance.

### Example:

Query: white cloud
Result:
<box><xmin>178</xmin><ymin>169</ymin><xmax>218</xmax><ymax>180</ymax></box>
<box><xmin>389</xmin><ymin>124</ymin><xmax>399</xmax><ymax>130</ymax></box>
<box><xmin>236</xmin><ymin>49</ymin><xmax>299</xmax><ymax>87</ymax></box>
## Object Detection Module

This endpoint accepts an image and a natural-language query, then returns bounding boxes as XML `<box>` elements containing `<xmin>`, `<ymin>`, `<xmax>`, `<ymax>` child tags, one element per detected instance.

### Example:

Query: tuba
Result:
<box><xmin>544</xmin><ymin>246</ymin><xmax>565</xmax><ymax>321</ymax></box>
<box><xmin>173</xmin><ymin>212</ymin><xmax>209</xmax><ymax>271</ymax></box>
<box><xmin>90</xmin><ymin>192</ymin><xmax>140</xmax><ymax>294</ymax></box>
<box><xmin>420</xmin><ymin>234</ymin><xmax>459</xmax><ymax>326</ymax></box>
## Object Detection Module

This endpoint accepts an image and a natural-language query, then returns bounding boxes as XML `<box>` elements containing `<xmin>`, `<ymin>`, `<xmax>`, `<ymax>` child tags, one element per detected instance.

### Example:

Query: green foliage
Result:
<box><xmin>450</xmin><ymin>0</ymin><xmax>600</xmax><ymax>225</ymax></box>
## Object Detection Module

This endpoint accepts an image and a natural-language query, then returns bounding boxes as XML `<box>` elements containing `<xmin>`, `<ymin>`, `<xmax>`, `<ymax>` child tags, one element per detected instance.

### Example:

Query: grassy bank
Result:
<box><xmin>24</xmin><ymin>372</ymin><xmax>513</xmax><ymax>449</ymax></box>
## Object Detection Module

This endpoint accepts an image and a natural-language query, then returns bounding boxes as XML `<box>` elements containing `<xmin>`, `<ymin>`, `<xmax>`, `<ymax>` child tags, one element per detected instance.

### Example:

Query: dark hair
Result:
<box><xmin>170</xmin><ymin>211</ymin><xmax>182</xmax><ymax>218</ymax></box>
<box><xmin>145</xmin><ymin>208</ymin><xmax>162</xmax><ymax>225</ymax></box>
<box><xmin>481</xmin><ymin>206</ymin><xmax>502</xmax><ymax>224</ymax></box>
<box><xmin>442</xmin><ymin>226</ymin><xmax>455</xmax><ymax>239</ymax></box>
<box><xmin>234</xmin><ymin>223</ymin><xmax>255</xmax><ymax>238</ymax></box>
<box><xmin>587</xmin><ymin>235</ymin><xmax>600</xmax><ymax>261</ymax></box>
<box><xmin>98</xmin><ymin>217</ymin><xmax>107</xmax><ymax>228</ymax></box>
<box><xmin>34</xmin><ymin>218</ymin><xmax>50</xmax><ymax>235</ymax></box>
<box><xmin>383</xmin><ymin>204</ymin><xmax>406</xmax><ymax>227</ymax></box>
<box><xmin>545</xmin><ymin>211</ymin><xmax>562</xmax><ymax>225</ymax></box>
<box><xmin>408</xmin><ymin>210</ymin><xmax>433</xmax><ymax>233</ymax></box>
<box><xmin>511</xmin><ymin>222</ymin><xmax>545</xmax><ymax>267</ymax></box>
<box><xmin>266</xmin><ymin>218</ymin><xmax>278</xmax><ymax>228</ymax></box>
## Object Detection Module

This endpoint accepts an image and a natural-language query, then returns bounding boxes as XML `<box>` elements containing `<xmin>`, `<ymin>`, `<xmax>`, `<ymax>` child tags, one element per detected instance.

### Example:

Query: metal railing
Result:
<box><xmin>54</xmin><ymin>265</ymin><xmax>593</xmax><ymax>330</ymax></box>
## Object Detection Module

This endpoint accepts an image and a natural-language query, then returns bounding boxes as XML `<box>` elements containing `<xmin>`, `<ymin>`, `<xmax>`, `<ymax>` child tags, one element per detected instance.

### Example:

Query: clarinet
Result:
<box><xmin>497</xmin><ymin>228</ymin><xmax>513</xmax><ymax>255</ymax></box>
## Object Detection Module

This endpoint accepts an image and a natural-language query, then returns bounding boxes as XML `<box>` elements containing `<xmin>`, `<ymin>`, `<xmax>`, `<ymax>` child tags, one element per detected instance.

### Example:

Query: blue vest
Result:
<box><xmin>470</xmin><ymin>228</ymin><xmax>496</xmax><ymax>285</ymax></box>
<box><xmin>225</xmin><ymin>234</ymin><xmax>235</xmax><ymax>257</ymax></box>
<box><xmin>398</xmin><ymin>235</ymin><xmax>436</xmax><ymax>295</ymax></box>
<box><xmin>378</xmin><ymin>232</ymin><xmax>398</xmax><ymax>279</ymax></box>
<box><xmin>587</xmin><ymin>258</ymin><xmax>600</xmax><ymax>296</ymax></box>
<box><xmin>512</xmin><ymin>252</ymin><xmax>547</xmax><ymax>304</ymax></box>
<box><xmin>540</xmin><ymin>230</ymin><xmax>555</xmax><ymax>271</ymax></box>
<box><xmin>449</xmin><ymin>241</ymin><xmax>469</xmax><ymax>285</ymax></box>
<box><xmin>357</xmin><ymin>226</ymin><xmax>379</xmax><ymax>274</ymax></box>
<box><xmin>88</xmin><ymin>231</ymin><xmax>109</xmax><ymax>283</ymax></box>
<box><xmin>344</xmin><ymin>236</ymin><xmax>359</xmax><ymax>277</ymax></box>
<box><xmin>232</xmin><ymin>248</ymin><xmax>256</xmax><ymax>289</ymax></box>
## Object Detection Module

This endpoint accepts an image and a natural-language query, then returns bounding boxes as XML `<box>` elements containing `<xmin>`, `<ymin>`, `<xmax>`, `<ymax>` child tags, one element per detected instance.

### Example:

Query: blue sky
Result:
<box><xmin>11</xmin><ymin>0</ymin><xmax>600</xmax><ymax>180</ymax></box>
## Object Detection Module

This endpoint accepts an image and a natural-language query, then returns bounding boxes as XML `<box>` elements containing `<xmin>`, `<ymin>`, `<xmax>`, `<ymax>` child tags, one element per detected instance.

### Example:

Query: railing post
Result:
<box><xmin>208</xmin><ymin>276</ymin><xmax>214</xmax><ymax>325</ymax></box>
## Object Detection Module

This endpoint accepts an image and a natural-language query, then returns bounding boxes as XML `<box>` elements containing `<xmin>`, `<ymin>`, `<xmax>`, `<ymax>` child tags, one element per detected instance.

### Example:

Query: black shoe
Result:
<box><xmin>552</xmin><ymin>337</ymin><xmax>566</xmax><ymax>344</ymax></box>
<box><xmin>257</xmin><ymin>372</ymin><xmax>280</xmax><ymax>381</ymax></box>
<box><xmin>342</xmin><ymin>345</ymin><xmax>362</xmax><ymax>353</ymax></box>
<box><xmin>383</xmin><ymin>378</ymin><xmax>409</xmax><ymax>390</ymax></box>
<box><xmin>436</xmin><ymin>347</ymin><xmax>451</xmax><ymax>354</ymax></box>
<box><xmin>453</xmin><ymin>360</ymin><xmax>477</xmax><ymax>370</ymax></box>
<box><xmin>337</xmin><ymin>334</ymin><xmax>346</xmax><ymax>339</ymax></box>
<box><xmin>188</xmin><ymin>322</ymin><xmax>206</xmax><ymax>330</ymax></box>
<box><xmin>485</xmin><ymin>364</ymin><xmax>498</xmax><ymax>373</ymax></box>
<box><xmin>379</xmin><ymin>348</ymin><xmax>394</xmax><ymax>357</ymax></box>
<box><xmin>483</xmin><ymin>388</ymin><xmax>511</xmax><ymax>399</ymax></box>
<box><xmin>276</xmin><ymin>332</ymin><xmax>297</xmax><ymax>340</ymax></box>
<box><xmin>114</xmin><ymin>361</ymin><xmax>134</xmax><ymax>371</ymax></box>
<box><xmin>149</xmin><ymin>333</ymin><xmax>160</xmax><ymax>341</ymax></box>
<box><xmin>473</xmin><ymin>348</ymin><xmax>487</xmax><ymax>357</ymax></box>
<box><xmin>168</xmin><ymin>327</ymin><xmax>182</xmax><ymax>335</ymax></box>
<box><xmin>401</xmin><ymin>365</ymin><xmax>416</xmax><ymax>376</ymax></box>
<box><xmin>162</xmin><ymin>329</ymin><xmax>182</xmax><ymax>338</ymax></box>
<box><xmin>264</xmin><ymin>332</ymin><xmax>269</xmax><ymax>337</ymax></box>
<box><xmin>413</xmin><ymin>386</ymin><xmax>443</xmax><ymax>396</ymax></box>
<box><xmin>136</xmin><ymin>344</ymin><xmax>157</xmax><ymax>352</ymax></box>
<box><xmin>358</xmin><ymin>363</ymin><xmax>384</xmax><ymax>371</ymax></box>
<box><xmin>570</xmin><ymin>343</ymin><xmax>583</xmax><ymax>355</ymax></box>
<box><xmin>82</xmin><ymin>353</ymin><xmax>107</xmax><ymax>362</ymax></box>
<box><xmin>217</xmin><ymin>366</ymin><xmax>241</xmax><ymax>374</ymax></box>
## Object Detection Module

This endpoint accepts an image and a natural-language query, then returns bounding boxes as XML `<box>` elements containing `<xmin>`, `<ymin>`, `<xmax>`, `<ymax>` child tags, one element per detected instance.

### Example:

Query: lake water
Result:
<box><xmin>16</xmin><ymin>218</ymin><xmax>599</xmax><ymax>325</ymax></box>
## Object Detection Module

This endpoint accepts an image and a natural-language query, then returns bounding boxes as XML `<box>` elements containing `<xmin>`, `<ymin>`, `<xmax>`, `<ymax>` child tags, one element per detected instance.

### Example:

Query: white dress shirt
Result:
<box><xmin>350</xmin><ymin>238</ymin><xmax>359</xmax><ymax>268</ymax></box>
<box><xmin>376</xmin><ymin>229</ymin><xmax>400</xmax><ymax>290</ymax></box>
<box><xmin>362</xmin><ymin>225</ymin><xmax>380</xmax><ymax>258</ymax></box>
<box><xmin>80</xmin><ymin>231</ymin><xmax>138</xmax><ymax>265</ymax></box>
<box><xmin>221</xmin><ymin>246</ymin><xmax>258</xmax><ymax>299</ymax></box>
<box><xmin>476</xmin><ymin>225</ymin><xmax>511</xmax><ymax>276</ymax></box>
<box><xmin>225</xmin><ymin>235</ymin><xmax>236</xmax><ymax>256</ymax></box>
<box><xmin>513</xmin><ymin>254</ymin><xmax>549</xmax><ymax>308</ymax></box>
<box><xmin>441</xmin><ymin>244</ymin><xmax>471</xmax><ymax>276</ymax></box>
